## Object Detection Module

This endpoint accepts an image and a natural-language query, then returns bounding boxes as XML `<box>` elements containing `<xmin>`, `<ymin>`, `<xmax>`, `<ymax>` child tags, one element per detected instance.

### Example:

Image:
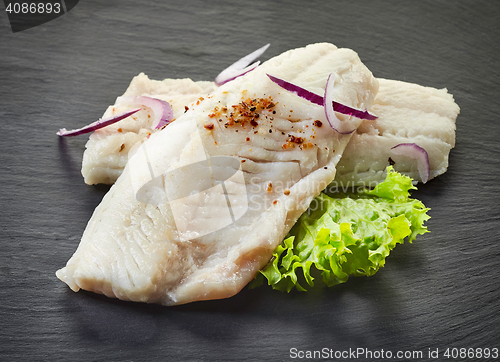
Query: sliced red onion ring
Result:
<box><xmin>215</xmin><ymin>43</ymin><xmax>270</xmax><ymax>86</ymax></box>
<box><xmin>266</xmin><ymin>73</ymin><xmax>377</xmax><ymax>121</ymax></box>
<box><xmin>391</xmin><ymin>143</ymin><xmax>430</xmax><ymax>183</ymax></box>
<box><xmin>57</xmin><ymin>108</ymin><xmax>141</xmax><ymax>137</ymax></box>
<box><xmin>117</xmin><ymin>96</ymin><xmax>173</xmax><ymax>129</ymax></box>
<box><xmin>323</xmin><ymin>73</ymin><xmax>357</xmax><ymax>134</ymax></box>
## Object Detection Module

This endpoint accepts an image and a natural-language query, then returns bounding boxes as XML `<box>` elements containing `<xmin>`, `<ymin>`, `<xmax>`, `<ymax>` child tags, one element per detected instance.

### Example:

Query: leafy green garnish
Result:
<box><xmin>251</xmin><ymin>167</ymin><xmax>430</xmax><ymax>292</ymax></box>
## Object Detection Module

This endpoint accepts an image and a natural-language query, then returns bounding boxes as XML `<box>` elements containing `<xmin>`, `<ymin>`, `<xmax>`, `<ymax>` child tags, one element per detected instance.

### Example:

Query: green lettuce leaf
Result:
<box><xmin>251</xmin><ymin>167</ymin><xmax>430</xmax><ymax>292</ymax></box>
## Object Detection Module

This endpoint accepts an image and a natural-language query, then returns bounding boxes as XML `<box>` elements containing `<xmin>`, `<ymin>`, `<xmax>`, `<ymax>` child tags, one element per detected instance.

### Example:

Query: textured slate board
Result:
<box><xmin>1</xmin><ymin>1</ymin><xmax>499</xmax><ymax>361</ymax></box>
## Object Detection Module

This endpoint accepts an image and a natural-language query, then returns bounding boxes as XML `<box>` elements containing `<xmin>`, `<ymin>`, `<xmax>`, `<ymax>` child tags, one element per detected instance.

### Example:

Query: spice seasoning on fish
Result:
<box><xmin>210</xmin><ymin>97</ymin><xmax>276</xmax><ymax>130</ymax></box>
<box><xmin>267</xmin><ymin>182</ymin><xmax>273</xmax><ymax>193</ymax></box>
<box><xmin>288</xmin><ymin>135</ymin><xmax>304</xmax><ymax>144</ymax></box>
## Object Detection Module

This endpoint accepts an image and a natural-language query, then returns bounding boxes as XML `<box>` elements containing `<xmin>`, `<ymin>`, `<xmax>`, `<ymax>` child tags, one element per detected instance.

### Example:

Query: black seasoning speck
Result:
<box><xmin>388</xmin><ymin>157</ymin><xmax>395</xmax><ymax>166</ymax></box>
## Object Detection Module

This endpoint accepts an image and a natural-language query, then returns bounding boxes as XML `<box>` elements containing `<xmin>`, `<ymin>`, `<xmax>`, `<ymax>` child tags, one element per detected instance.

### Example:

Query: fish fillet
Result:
<box><xmin>57</xmin><ymin>43</ymin><xmax>378</xmax><ymax>305</ymax></box>
<box><xmin>335</xmin><ymin>78</ymin><xmax>460</xmax><ymax>186</ymax></box>
<box><xmin>80</xmin><ymin>76</ymin><xmax>458</xmax><ymax>187</ymax></box>
<box><xmin>81</xmin><ymin>75</ymin><xmax>216</xmax><ymax>185</ymax></box>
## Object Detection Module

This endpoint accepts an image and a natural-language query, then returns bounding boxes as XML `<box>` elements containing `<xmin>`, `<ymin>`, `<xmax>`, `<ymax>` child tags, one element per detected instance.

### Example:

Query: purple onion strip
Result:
<box><xmin>267</xmin><ymin>73</ymin><xmax>377</xmax><ymax>121</ymax></box>
<box><xmin>57</xmin><ymin>108</ymin><xmax>141</xmax><ymax>137</ymax></box>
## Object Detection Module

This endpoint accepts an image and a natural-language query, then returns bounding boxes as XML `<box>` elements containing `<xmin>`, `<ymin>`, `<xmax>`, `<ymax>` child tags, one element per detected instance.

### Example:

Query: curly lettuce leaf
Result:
<box><xmin>251</xmin><ymin>167</ymin><xmax>430</xmax><ymax>292</ymax></box>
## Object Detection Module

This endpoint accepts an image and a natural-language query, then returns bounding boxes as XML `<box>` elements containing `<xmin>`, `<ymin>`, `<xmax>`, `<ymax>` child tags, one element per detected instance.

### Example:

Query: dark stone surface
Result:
<box><xmin>1</xmin><ymin>1</ymin><xmax>499</xmax><ymax>360</ymax></box>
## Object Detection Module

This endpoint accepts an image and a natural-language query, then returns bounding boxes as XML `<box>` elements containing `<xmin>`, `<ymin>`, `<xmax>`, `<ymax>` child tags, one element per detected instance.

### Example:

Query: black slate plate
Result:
<box><xmin>1</xmin><ymin>1</ymin><xmax>499</xmax><ymax>361</ymax></box>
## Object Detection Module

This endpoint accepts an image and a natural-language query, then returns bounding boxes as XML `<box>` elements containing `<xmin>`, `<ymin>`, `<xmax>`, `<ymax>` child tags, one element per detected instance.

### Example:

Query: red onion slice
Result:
<box><xmin>391</xmin><ymin>143</ymin><xmax>430</xmax><ymax>183</ymax></box>
<box><xmin>266</xmin><ymin>73</ymin><xmax>377</xmax><ymax>121</ymax></box>
<box><xmin>117</xmin><ymin>96</ymin><xmax>173</xmax><ymax>129</ymax></box>
<box><xmin>215</xmin><ymin>43</ymin><xmax>270</xmax><ymax>85</ymax></box>
<box><xmin>57</xmin><ymin>108</ymin><xmax>141</xmax><ymax>137</ymax></box>
<box><xmin>323</xmin><ymin>73</ymin><xmax>357</xmax><ymax>134</ymax></box>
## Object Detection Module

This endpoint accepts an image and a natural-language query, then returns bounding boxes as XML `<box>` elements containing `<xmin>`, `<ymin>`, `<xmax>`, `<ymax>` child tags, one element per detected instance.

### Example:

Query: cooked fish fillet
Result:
<box><xmin>81</xmin><ymin>74</ymin><xmax>216</xmax><ymax>185</ymax></box>
<box><xmin>80</xmin><ymin>77</ymin><xmax>458</xmax><ymax>187</ymax></box>
<box><xmin>57</xmin><ymin>43</ymin><xmax>378</xmax><ymax>305</ymax></box>
<box><xmin>334</xmin><ymin>78</ymin><xmax>460</xmax><ymax>186</ymax></box>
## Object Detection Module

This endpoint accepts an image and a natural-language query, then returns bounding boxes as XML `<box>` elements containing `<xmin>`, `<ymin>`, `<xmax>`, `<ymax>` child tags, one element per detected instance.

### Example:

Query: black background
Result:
<box><xmin>1</xmin><ymin>1</ymin><xmax>499</xmax><ymax>361</ymax></box>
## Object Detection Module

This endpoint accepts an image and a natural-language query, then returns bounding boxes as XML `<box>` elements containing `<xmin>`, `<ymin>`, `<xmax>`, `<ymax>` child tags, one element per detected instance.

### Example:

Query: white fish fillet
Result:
<box><xmin>81</xmin><ymin>74</ymin><xmax>216</xmax><ymax>185</ymax></box>
<box><xmin>335</xmin><ymin>78</ymin><xmax>460</xmax><ymax>186</ymax></box>
<box><xmin>81</xmin><ymin>77</ymin><xmax>458</xmax><ymax>187</ymax></box>
<box><xmin>57</xmin><ymin>43</ymin><xmax>378</xmax><ymax>305</ymax></box>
